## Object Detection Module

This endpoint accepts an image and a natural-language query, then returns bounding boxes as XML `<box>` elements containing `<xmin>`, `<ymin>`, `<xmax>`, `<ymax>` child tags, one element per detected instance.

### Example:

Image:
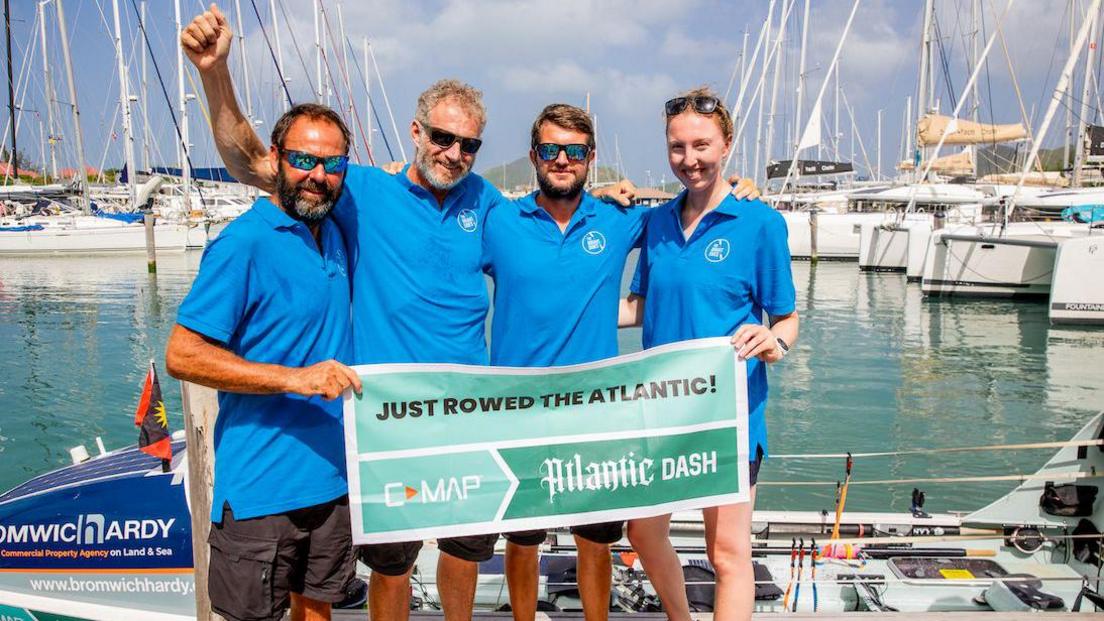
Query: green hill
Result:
<box><xmin>480</xmin><ymin>156</ymin><xmax>623</xmax><ymax>191</ymax></box>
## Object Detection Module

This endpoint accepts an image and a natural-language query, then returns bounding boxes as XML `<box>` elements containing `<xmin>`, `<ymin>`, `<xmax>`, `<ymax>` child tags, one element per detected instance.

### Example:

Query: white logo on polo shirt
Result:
<box><xmin>705</xmin><ymin>238</ymin><xmax>730</xmax><ymax>263</ymax></box>
<box><xmin>582</xmin><ymin>231</ymin><xmax>607</xmax><ymax>255</ymax></box>
<box><xmin>457</xmin><ymin>209</ymin><xmax>478</xmax><ymax>233</ymax></box>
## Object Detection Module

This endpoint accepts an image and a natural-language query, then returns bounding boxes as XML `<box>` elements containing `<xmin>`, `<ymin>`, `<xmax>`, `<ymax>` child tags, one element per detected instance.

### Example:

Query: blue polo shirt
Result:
<box><xmin>177</xmin><ymin>198</ymin><xmax>352</xmax><ymax>522</ymax></box>
<box><xmin>483</xmin><ymin>192</ymin><xmax>648</xmax><ymax>366</ymax></box>
<box><xmin>333</xmin><ymin>164</ymin><xmax>504</xmax><ymax>364</ymax></box>
<box><xmin>631</xmin><ymin>193</ymin><xmax>795</xmax><ymax>459</ymax></box>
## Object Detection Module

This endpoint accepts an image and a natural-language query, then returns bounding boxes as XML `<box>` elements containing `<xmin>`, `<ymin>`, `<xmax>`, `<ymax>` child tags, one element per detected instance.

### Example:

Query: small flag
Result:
<box><xmin>134</xmin><ymin>361</ymin><xmax>172</xmax><ymax>467</ymax></box>
<box><xmin>797</xmin><ymin>100</ymin><xmax>821</xmax><ymax>152</ymax></box>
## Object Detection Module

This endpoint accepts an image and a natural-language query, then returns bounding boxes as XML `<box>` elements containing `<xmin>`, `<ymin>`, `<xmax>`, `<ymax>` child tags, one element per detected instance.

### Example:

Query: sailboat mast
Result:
<box><xmin>1073</xmin><ymin>5</ymin><xmax>1099</xmax><ymax>187</ymax></box>
<box><xmin>795</xmin><ymin>0</ymin><xmax>810</xmax><ymax>152</ymax></box>
<box><xmin>876</xmin><ymin>108</ymin><xmax>883</xmax><ymax>180</ymax></box>
<box><xmin>337</xmin><ymin>3</ymin><xmax>356</xmax><ymax>163</ymax></box>
<box><xmin>54</xmin><ymin>0</ymin><xmax>89</xmax><ymax>211</ymax></box>
<box><xmin>313</xmin><ymin>0</ymin><xmax>322</xmax><ymax>102</ymax></box>
<box><xmin>110</xmin><ymin>0</ymin><xmax>137</xmax><ymax>207</ymax></box>
<box><xmin>1064</xmin><ymin>2</ymin><xmax>1074</xmax><ymax>169</ymax></box>
<box><xmin>915</xmin><ymin>0</ymin><xmax>935</xmax><ymax>181</ymax></box>
<box><xmin>174</xmin><ymin>0</ymin><xmax>191</xmax><ymax>211</ymax></box>
<box><xmin>268</xmin><ymin>0</ymin><xmax>287</xmax><ymax>113</ymax></box>
<box><xmin>4</xmin><ymin>0</ymin><xmax>16</xmax><ymax>177</ymax></box>
<box><xmin>764</xmin><ymin>0</ymin><xmax>787</xmax><ymax>179</ymax></box>
<box><xmin>37</xmin><ymin>0</ymin><xmax>58</xmax><ymax>178</ymax></box>
<box><xmin>233</xmin><ymin>0</ymin><xmax>253</xmax><ymax>126</ymax></box>
<box><xmin>363</xmin><ymin>37</ymin><xmax>371</xmax><ymax>155</ymax></box>
<box><xmin>971</xmin><ymin>0</ymin><xmax>981</xmax><ymax>125</ymax></box>
<box><xmin>139</xmin><ymin>0</ymin><xmax>150</xmax><ymax>173</ymax></box>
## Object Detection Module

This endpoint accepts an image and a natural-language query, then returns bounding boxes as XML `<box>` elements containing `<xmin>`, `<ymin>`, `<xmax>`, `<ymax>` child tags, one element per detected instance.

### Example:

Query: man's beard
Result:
<box><xmin>537</xmin><ymin>167</ymin><xmax>587</xmax><ymax>201</ymax></box>
<box><xmin>276</xmin><ymin>166</ymin><xmax>342</xmax><ymax>224</ymax></box>
<box><xmin>414</xmin><ymin>141</ymin><xmax>473</xmax><ymax>192</ymax></box>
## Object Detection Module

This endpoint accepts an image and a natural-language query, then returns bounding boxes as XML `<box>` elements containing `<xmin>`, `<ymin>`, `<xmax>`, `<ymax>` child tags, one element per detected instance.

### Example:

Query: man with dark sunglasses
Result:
<box><xmin>165</xmin><ymin>102</ymin><xmax>361</xmax><ymax>621</ymax></box>
<box><xmin>480</xmin><ymin>103</ymin><xmax>645</xmax><ymax>621</ymax></box>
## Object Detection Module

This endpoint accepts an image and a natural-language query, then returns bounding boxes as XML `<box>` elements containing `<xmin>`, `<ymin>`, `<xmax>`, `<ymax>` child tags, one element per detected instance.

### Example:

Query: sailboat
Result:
<box><xmin>920</xmin><ymin>0</ymin><xmax>1104</xmax><ymax>325</ymax></box>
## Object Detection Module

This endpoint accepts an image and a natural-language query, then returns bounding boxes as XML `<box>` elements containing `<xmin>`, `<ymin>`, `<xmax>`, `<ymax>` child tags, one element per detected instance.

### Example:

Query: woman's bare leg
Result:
<box><xmin>702</xmin><ymin>485</ymin><xmax>757</xmax><ymax>621</ymax></box>
<box><xmin>627</xmin><ymin>514</ymin><xmax>692</xmax><ymax>621</ymax></box>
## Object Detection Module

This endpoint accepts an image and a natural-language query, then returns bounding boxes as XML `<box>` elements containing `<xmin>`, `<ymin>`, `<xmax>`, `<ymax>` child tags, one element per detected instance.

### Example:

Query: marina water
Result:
<box><xmin>1</xmin><ymin>252</ymin><xmax>1101</xmax><ymax>515</ymax></box>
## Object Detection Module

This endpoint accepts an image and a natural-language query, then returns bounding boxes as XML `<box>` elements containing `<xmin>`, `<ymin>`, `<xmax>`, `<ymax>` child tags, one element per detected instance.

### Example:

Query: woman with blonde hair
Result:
<box><xmin>621</xmin><ymin>87</ymin><xmax>799</xmax><ymax>621</ymax></box>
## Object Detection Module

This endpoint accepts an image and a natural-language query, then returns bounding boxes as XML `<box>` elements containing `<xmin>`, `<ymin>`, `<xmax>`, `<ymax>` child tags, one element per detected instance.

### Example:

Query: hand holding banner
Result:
<box><xmin>343</xmin><ymin>337</ymin><xmax>750</xmax><ymax>544</ymax></box>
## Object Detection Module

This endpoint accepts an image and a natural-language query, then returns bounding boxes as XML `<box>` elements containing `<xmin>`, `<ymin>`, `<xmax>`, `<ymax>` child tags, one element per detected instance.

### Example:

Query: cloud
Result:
<box><xmin>498</xmin><ymin>62</ymin><xmax>677</xmax><ymax>118</ymax></box>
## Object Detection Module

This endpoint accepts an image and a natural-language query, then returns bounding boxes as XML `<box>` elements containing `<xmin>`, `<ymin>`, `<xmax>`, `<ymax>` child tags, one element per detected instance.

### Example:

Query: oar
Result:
<box><xmin>782</xmin><ymin>538</ymin><xmax>797</xmax><ymax>610</ymax></box>
<box><xmin>810</xmin><ymin>538</ymin><xmax>819</xmax><ymax>612</ymax></box>
<box><xmin>830</xmin><ymin>453</ymin><xmax>854</xmax><ymax>541</ymax></box>
<box><xmin>792</xmin><ymin>537</ymin><xmax>806</xmax><ymax>612</ymax></box>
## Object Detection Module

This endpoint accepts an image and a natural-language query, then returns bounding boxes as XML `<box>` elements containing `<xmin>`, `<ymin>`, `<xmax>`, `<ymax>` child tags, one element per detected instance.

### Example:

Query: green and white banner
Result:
<box><xmin>342</xmin><ymin>337</ymin><xmax>749</xmax><ymax>544</ymax></box>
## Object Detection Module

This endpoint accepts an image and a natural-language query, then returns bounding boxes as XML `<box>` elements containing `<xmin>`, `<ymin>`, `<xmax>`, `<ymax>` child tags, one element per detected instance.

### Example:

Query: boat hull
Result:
<box><xmin>1050</xmin><ymin>233</ymin><xmax>1104</xmax><ymax>324</ymax></box>
<box><xmin>0</xmin><ymin>221</ymin><xmax>190</xmax><ymax>255</ymax></box>
<box><xmin>920</xmin><ymin>225</ymin><xmax>1059</xmax><ymax>298</ymax></box>
<box><xmin>783</xmin><ymin>212</ymin><xmax>896</xmax><ymax>260</ymax></box>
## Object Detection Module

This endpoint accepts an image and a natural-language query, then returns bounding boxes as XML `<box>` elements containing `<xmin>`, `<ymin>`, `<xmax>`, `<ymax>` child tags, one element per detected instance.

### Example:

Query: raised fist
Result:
<box><xmin>180</xmin><ymin>3</ymin><xmax>233</xmax><ymax>72</ymax></box>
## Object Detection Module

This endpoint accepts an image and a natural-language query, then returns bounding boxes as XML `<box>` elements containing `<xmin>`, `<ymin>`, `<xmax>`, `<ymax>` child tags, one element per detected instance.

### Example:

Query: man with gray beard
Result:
<box><xmin>166</xmin><ymin>103</ymin><xmax>361</xmax><ymax>621</ymax></box>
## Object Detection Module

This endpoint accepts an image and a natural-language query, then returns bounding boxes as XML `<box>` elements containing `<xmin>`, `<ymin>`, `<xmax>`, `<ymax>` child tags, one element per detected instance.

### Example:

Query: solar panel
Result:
<box><xmin>0</xmin><ymin>441</ymin><xmax>185</xmax><ymax>505</ymax></box>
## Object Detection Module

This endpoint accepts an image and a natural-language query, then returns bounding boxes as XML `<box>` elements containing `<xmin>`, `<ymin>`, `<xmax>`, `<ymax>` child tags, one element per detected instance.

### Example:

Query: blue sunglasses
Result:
<box><xmin>534</xmin><ymin>143</ymin><xmax>591</xmax><ymax>162</ymax></box>
<box><xmin>282</xmin><ymin>149</ymin><xmax>349</xmax><ymax>174</ymax></box>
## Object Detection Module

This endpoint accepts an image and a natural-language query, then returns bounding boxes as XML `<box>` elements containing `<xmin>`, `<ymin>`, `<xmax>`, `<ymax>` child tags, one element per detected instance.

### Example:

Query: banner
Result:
<box><xmin>343</xmin><ymin>338</ymin><xmax>749</xmax><ymax>544</ymax></box>
<box><xmin>766</xmin><ymin>159</ymin><xmax>854</xmax><ymax>180</ymax></box>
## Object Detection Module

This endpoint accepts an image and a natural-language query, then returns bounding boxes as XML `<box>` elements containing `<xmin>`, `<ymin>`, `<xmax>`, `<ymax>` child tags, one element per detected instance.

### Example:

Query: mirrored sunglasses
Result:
<box><xmin>283</xmin><ymin>150</ymin><xmax>349</xmax><ymax>174</ymax></box>
<box><xmin>534</xmin><ymin>143</ymin><xmax>591</xmax><ymax>162</ymax></box>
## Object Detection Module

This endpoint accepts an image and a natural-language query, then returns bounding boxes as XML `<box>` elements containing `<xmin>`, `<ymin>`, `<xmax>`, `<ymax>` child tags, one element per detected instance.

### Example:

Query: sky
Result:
<box><xmin>3</xmin><ymin>0</ymin><xmax>1095</xmax><ymax>186</ymax></box>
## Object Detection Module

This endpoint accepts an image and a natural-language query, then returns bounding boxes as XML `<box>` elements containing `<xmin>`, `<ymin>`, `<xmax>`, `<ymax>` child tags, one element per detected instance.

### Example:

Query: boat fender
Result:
<box><xmin>980</xmin><ymin>573</ymin><xmax>1065</xmax><ymax>612</ymax></box>
<box><xmin>1040</xmin><ymin>481</ymin><xmax>1098</xmax><ymax>517</ymax></box>
<box><xmin>1072</xmin><ymin>518</ymin><xmax>1102</xmax><ymax>565</ymax></box>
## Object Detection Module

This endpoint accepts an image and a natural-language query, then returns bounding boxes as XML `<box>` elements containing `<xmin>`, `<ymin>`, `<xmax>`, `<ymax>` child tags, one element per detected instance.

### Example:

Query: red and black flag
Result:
<box><xmin>134</xmin><ymin>360</ymin><xmax>172</xmax><ymax>468</ymax></box>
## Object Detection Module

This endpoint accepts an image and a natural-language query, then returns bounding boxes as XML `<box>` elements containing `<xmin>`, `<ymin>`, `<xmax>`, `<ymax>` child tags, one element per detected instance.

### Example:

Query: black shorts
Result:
<box><xmin>359</xmin><ymin>534</ymin><xmax>499</xmax><ymax>576</ymax></box>
<box><xmin>505</xmin><ymin>521</ymin><xmax>624</xmax><ymax>547</ymax></box>
<box><xmin>749</xmin><ymin>447</ymin><xmax>764</xmax><ymax>486</ymax></box>
<box><xmin>208</xmin><ymin>496</ymin><xmax>354</xmax><ymax>621</ymax></box>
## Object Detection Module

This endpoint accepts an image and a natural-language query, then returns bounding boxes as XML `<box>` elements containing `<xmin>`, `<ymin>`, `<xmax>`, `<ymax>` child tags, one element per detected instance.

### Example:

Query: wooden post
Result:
<box><xmin>144</xmin><ymin>213</ymin><xmax>157</xmax><ymax>273</ymax></box>
<box><xmin>809</xmin><ymin>208</ymin><xmax>819</xmax><ymax>264</ymax></box>
<box><xmin>181</xmin><ymin>380</ymin><xmax>219</xmax><ymax>621</ymax></box>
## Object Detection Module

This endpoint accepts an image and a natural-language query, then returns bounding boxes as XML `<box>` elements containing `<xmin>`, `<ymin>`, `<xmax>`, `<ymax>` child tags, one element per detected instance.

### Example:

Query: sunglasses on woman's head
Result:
<box><xmin>664</xmin><ymin>96</ymin><xmax>721</xmax><ymax>117</ymax></box>
<box><xmin>534</xmin><ymin>143</ymin><xmax>591</xmax><ymax>162</ymax></box>
<box><xmin>420</xmin><ymin>123</ymin><xmax>483</xmax><ymax>155</ymax></box>
<box><xmin>281</xmin><ymin>149</ymin><xmax>349</xmax><ymax>174</ymax></box>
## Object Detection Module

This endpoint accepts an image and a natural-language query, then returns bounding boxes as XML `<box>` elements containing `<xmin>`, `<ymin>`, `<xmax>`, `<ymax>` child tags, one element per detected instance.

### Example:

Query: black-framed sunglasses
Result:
<box><xmin>281</xmin><ymin>149</ymin><xmax>349</xmax><ymax>174</ymax></box>
<box><xmin>664</xmin><ymin>96</ymin><xmax>721</xmax><ymax>117</ymax></box>
<box><xmin>534</xmin><ymin>143</ymin><xmax>592</xmax><ymax>162</ymax></box>
<box><xmin>419</xmin><ymin>122</ymin><xmax>483</xmax><ymax>155</ymax></box>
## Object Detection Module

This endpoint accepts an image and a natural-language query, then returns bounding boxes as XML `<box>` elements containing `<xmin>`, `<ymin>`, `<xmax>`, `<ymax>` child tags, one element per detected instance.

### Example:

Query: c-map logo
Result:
<box><xmin>582</xmin><ymin>231</ymin><xmax>607</xmax><ymax>255</ymax></box>
<box><xmin>457</xmin><ymin>209</ymin><xmax>478</xmax><ymax>233</ymax></box>
<box><xmin>705</xmin><ymin>238</ymin><xmax>731</xmax><ymax>263</ymax></box>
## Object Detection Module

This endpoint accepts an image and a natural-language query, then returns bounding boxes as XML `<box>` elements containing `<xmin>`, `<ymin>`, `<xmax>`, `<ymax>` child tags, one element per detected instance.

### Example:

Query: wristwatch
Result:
<box><xmin>775</xmin><ymin>337</ymin><xmax>790</xmax><ymax>358</ymax></box>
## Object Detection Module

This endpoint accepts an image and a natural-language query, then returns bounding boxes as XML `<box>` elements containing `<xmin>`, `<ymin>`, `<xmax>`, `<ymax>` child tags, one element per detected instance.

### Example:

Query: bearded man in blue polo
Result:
<box><xmin>166</xmin><ymin>102</ymin><xmax>361</xmax><ymax>621</ymax></box>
